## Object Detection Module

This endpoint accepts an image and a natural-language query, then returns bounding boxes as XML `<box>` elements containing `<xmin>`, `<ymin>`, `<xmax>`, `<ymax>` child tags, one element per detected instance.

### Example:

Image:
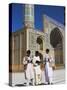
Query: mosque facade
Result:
<box><xmin>9</xmin><ymin>4</ymin><xmax>65</xmax><ymax>72</ymax></box>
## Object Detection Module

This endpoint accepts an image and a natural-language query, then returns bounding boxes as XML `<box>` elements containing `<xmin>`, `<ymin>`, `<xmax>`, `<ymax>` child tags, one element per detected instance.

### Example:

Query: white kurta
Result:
<box><xmin>44</xmin><ymin>54</ymin><xmax>53</xmax><ymax>83</ymax></box>
<box><xmin>23</xmin><ymin>56</ymin><xmax>34</xmax><ymax>80</ymax></box>
<box><xmin>33</xmin><ymin>56</ymin><xmax>41</xmax><ymax>85</ymax></box>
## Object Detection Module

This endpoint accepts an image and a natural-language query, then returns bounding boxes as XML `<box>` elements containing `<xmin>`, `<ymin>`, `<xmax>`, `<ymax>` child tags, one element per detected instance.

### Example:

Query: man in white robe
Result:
<box><xmin>23</xmin><ymin>50</ymin><xmax>34</xmax><ymax>86</ymax></box>
<box><xmin>43</xmin><ymin>49</ymin><xmax>54</xmax><ymax>84</ymax></box>
<box><xmin>33</xmin><ymin>51</ymin><xmax>41</xmax><ymax>85</ymax></box>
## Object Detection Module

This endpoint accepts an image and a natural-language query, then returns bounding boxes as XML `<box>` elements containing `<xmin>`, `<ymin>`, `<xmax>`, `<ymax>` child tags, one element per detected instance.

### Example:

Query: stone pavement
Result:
<box><xmin>10</xmin><ymin>69</ymin><xmax>65</xmax><ymax>86</ymax></box>
<box><xmin>53</xmin><ymin>69</ymin><xmax>65</xmax><ymax>84</ymax></box>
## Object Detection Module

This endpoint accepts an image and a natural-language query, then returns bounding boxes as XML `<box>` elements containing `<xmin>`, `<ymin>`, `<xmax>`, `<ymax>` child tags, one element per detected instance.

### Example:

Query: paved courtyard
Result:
<box><xmin>10</xmin><ymin>69</ymin><xmax>65</xmax><ymax>86</ymax></box>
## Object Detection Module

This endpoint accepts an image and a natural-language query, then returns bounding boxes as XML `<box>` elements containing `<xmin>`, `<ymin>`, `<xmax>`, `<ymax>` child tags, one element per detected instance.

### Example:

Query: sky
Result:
<box><xmin>9</xmin><ymin>3</ymin><xmax>65</xmax><ymax>32</ymax></box>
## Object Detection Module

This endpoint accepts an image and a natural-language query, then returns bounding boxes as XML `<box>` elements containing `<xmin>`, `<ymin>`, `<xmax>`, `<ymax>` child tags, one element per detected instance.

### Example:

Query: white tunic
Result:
<box><xmin>33</xmin><ymin>56</ymin><xmax>40</xmax><ymax>66</ymax></box>
<box><xmin>44</xmin><ymin>54</ymin><xmax>53</xmax><ymax>83</ymax></box>
<box><xmin>23</xmin><ymin>56</ymin><xmax>34</xmax><ymax>80</ymax></box>
<box><xmin>33</xmin><ymin>56</ymin><xmax>41</xmax><ymax>84</ymax></box>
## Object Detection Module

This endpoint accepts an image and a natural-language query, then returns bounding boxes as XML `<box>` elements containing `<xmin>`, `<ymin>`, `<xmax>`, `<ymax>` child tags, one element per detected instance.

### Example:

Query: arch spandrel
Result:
<box><xmin>43</xmin><ymin>14</ymin><xmax>65</xmax><ymax>38</ymax></box>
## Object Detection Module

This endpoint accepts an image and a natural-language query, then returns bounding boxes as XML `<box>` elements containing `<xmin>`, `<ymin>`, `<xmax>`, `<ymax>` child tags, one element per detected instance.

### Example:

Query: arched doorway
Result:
<box><xmin>37</xmin><ymin>36</ymin><xmax>43</xmax><ymax>50</ymax></box>
<box><xmin>50</xmin><ymin>27</ymin><xmax>63</xmax><ymax>66</ymax></box>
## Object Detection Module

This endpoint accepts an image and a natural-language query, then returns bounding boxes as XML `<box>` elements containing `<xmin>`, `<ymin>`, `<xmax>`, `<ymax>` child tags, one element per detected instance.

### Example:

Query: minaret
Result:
<box><xmin>24</xmin><ymin>4</ymin><xmax>34</xmax><ymax>28</ymax></box>
<box><xmin>43</xmin><ymin>15</ymin><xmax>49</xmax><ymax>33</ymax></box>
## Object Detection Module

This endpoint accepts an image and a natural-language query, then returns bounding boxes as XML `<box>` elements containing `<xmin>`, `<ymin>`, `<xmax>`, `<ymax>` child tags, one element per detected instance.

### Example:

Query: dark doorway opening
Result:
<box><xmin>50</xmin><ymin>28</ymin><xmax>63</xmax><ymax>65</ymax></box>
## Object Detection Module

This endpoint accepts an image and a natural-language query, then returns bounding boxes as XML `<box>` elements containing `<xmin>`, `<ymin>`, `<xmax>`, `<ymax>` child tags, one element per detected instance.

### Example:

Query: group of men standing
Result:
<box><xmin>23</xmin><ymin>49</ymin><xmax>55</xmax><ymax>86</ymax></box>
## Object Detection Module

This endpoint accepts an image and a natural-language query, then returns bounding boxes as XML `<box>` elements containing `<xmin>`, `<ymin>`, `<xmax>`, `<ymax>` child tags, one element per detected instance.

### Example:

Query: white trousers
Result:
<box><xmin>45</xmin><ymin>64</ymin><xmax>53</xmax><ymax>84</ymax></box>
<box><xmin>26</xmin><ymin>63</ymin><xmax>34</xmax><ymax>85</ymax></box>
<box><xmin>34</xmin><ymin>66</ymin><xmax>41</xmax><ymax>85</ymax></box>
